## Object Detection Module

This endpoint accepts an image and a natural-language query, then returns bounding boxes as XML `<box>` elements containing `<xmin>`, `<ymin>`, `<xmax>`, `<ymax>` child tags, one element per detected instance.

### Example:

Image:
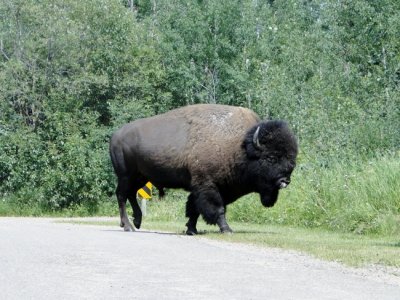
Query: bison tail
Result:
<box><xmin>109</xmin><ymin>145</ymin><xmax>128</xmax><ymax>177</ymax></box>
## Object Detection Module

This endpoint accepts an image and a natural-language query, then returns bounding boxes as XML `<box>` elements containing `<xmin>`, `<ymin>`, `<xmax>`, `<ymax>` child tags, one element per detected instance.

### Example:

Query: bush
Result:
<box><xmin>0</xmin><ymin>1</ymin><xmax>399</xmax><ymax>234</ymax></box>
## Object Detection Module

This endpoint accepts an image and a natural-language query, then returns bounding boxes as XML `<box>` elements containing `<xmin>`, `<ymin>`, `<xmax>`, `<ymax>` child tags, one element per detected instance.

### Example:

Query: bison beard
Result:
<box><xmin>109</xmin><ymin>104</ymin><xmax>298</xmax><ymax>234</ymax></box>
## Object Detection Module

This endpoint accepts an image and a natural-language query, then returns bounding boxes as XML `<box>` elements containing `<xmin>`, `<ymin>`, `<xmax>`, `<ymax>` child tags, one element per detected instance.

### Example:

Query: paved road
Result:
<box><xmin>0</xmin><ymin>218</ymin><xmax>399</xmax><ymax>299</ymax></box>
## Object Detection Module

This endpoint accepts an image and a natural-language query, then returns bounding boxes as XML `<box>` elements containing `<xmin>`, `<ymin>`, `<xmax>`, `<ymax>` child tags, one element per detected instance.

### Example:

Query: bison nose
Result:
<box><xmin>277</xmin><ymin>177</ymin><xmax>290</xmax><ymax>189</ymax></box>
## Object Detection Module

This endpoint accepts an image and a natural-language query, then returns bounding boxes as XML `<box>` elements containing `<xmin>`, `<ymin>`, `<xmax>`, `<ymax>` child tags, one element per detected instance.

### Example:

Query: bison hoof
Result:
<box><xmin>133</xmin><ymin>220</ymin><xmax>141</xmax><ymax>230</ymax></box>
<box><xmin>123</xmin><ymin>224</ymin><xmax>135</xmax><ymax>232</ymax></box>
<box><xmin>186</xmin><ymin>228</ymin><xmax>198</xmax><ymax>236</ymax></box>
<box><xmin>220</xmin><ymin>227</ymin><xmax>233</xmax><ymax>234</ymax></box>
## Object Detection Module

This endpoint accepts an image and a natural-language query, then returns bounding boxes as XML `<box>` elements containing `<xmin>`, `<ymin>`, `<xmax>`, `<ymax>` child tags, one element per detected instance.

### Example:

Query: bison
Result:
<box><xmin>110</xmin><ymin>104</ymin><xmax>298</xmax><ymax>234</ymax></box>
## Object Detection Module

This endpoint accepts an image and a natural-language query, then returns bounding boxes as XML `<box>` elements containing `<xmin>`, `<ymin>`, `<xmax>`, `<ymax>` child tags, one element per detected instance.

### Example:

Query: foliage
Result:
<box><xmin>128</xmin><ymin>154</ymin><xmax>400</xmax><ymax>235</ymax></box>
<box><xmin>0</xmin><ymin>0</ymin><xmax>399</xmax><ymax>234</ymax></box>
<box><xmin>228</xmin><ymin>154</ymin><xmax>400</xmax><ymax>235</ymax></box>
<box><xmin>0</xmin><ymin>0</ymin><xmax>157</xmax><ymax>212</ymax></box>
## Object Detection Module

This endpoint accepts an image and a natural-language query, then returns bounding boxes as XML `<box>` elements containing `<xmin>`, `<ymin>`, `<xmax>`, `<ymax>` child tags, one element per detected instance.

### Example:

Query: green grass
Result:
<box><xmin>204</xmin><ymin>223</ymin><xmax>400</xmax><ymax>268</ymax></box>
<box><xmin>2</xmin><ymin>154</ymin><xmax>398</xmax><ymax>236</ymax></box>
<box><xmin>227</xmin><ymin>153</ymin><xmax>400</xmax><ymax>235</ymax></box>
<box><xmin>139</xmin><ymin>153</ymin><xmax>400</xmax><ymax>236</ymax></box>
<box><xmin>2</xmin><ymin>153</ymin><xmax>399</xmax><ymax>268</ymax></box>
<box><xmin>60</xmin><ymin>218</ymin><xmax>400</xmax><ymax>268</ymax></box>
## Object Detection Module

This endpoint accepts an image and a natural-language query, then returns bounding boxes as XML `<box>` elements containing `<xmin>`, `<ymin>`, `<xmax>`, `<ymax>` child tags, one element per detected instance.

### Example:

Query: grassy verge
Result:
<box><xmin>60</xmin><ymin>218</ymin><xmax>400</xmax><ymax>268</ymax></box>
<box><xmin>2</xmin><ymin>154</ymin><xmax>398</xmax><ymax>235</ymax></box>
<box><xmin>228</xmin><ymin>153</ymin><xmax>400</xmax><ymax>235</ymax></box>
<box><xmin>2</xmin><ymin>154</ymin><xmax>399</xmax><ymax>267</ymax></box>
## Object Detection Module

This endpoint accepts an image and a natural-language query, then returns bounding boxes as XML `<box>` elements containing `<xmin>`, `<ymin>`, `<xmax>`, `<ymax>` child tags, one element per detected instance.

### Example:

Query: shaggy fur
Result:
<box><xmin>110</xmin><ymin>104</ymin><xmax>298</xmax><ymax>234</ymax></box>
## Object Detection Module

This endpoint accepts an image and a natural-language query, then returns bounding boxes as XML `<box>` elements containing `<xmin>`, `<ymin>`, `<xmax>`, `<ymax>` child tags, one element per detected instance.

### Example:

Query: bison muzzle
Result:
<box><xmin>110</xmin><ymin>104</ymin><xmax>298</xmax><ymax>234</ymax></box>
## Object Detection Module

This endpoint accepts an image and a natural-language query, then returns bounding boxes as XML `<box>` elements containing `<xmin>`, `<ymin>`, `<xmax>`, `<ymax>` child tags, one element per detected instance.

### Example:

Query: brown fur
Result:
<box><xmin>112</xmin><ymin>104</ymin><xmax>260</xmax><ymax>189</ymax></box>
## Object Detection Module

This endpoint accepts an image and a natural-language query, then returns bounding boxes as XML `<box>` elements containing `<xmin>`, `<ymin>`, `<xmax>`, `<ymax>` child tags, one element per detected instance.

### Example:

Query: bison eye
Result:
<box><xmin>288</xmin><ymin>159</ymin><xmax>296</xmax><ymax>167</ymax></box>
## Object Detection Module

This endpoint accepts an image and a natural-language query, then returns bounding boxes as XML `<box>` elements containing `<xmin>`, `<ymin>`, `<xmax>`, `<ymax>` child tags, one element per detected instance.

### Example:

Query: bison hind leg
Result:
<box><xmin>156</xmin><ymin>186</ymin><xmax>166</xmax><ymax>198</ymax></box>
<box><xmin>116</xmin><ymin>177</ymin><xmax>135</xmax><ymax>232</ymax></box>
<box><xmin>128</xmin><ymin>193</ymin><xmax>142</xmax><ymax>230</ymax></box>
<box><xmin>185</xmin><ymin>193</ymin><xmax>199</xmax><ymax>235</ymax></box>
<box><xmin>127</xmin><ymin>179</ymin><xmax>148</xmax><ymax>230</ymax></box>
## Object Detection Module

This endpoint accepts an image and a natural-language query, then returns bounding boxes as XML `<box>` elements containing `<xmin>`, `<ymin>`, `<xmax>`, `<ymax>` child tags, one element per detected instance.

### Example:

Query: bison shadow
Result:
<box><xmin>375</xmin><ymin>241</ymin><xmax>400</xmax><ymax>248</ymax></box>
<box><xmin>101</xmin><ymin>228</ymin><xmax>279</xmax><ymax>236</ymax></box>
<box><xmin>138</xmin><ymin>229</ymin><xmax>279</xmax><ymax>236</ymax></box>
<box><xmin>102</xmin><ymin>228</ymin><xmax>279</xmax><ymax>236</ymax></box>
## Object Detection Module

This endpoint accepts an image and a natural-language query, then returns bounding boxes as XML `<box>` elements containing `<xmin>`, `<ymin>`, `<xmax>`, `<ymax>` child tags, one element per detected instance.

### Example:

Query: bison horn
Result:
<box><xmin>253</xmin><ymin>126</ymin><xmax>261</xmax><ymax>149</ymax></box>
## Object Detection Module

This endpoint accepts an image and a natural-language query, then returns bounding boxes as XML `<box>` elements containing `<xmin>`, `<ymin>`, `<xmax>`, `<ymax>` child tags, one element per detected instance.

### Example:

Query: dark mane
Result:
<box><xmin>243</xmin><ymin>120</ymin><xmax>293</xmax><ymax>159</ymax></box>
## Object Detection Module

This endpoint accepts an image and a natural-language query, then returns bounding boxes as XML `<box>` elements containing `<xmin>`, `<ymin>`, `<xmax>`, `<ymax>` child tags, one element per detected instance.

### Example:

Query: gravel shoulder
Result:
<box><xmin>0</xmin><ymin>217</ymin><xmax>399</xmax><ymax>300</ymax></box>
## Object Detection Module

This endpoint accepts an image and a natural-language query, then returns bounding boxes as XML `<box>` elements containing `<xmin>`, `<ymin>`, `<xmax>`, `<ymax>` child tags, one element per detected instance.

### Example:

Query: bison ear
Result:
<box><xmin>245</xmin><ymin>143</ymin><xmax>261</xmax><ymax>159</ymax></box>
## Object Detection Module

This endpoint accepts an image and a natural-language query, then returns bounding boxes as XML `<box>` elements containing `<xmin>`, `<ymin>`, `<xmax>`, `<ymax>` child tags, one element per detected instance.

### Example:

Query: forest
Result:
<box><xmin>0</xmin><ymin>0</ymin><xmax>399</xmax><ymax>234</ymax></box>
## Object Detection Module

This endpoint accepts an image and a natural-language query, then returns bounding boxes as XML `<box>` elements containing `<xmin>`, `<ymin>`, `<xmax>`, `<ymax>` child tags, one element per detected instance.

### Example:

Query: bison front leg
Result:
<box><xmin>216</xmin><ymin>209</ymin><xmax>232</xmax><ymax>234</ymax></box>
<box><xmin>193</xmin><ymin>186</ymin><xmax>233</xmax><ymax>234</ymax></box>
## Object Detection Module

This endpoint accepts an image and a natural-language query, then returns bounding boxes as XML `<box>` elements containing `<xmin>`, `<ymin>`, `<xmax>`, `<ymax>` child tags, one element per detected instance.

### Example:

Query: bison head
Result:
<box><xmin>244</xmin><ymin>120</ymin><xmax>298</xmax><ymax>207</ymax></box>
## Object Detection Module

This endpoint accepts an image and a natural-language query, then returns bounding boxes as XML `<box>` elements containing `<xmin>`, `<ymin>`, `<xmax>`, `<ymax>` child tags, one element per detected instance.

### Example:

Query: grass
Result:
<box><xmin>60</xmin><ymin>218</ymin><xmax>400</xmax><ymax>268</ymax></box>
<box><xmin>227</xmin><ymin>153</ymin><xmax>400</xmax><ymax>235</ymax></box>
<box><xmin>2</xmin><ymin>154</ymin><xmax>398</xmax><ymax>235</ymax></box>
<box><xmin>2</xmin><ymin>153</ymin><xmax>399</xmax><ymax>268</ymax></box>
<box><xmin>205</xmin><ymin>223</ymin><xmax>400</xmax><ymax>268</ymax></box>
